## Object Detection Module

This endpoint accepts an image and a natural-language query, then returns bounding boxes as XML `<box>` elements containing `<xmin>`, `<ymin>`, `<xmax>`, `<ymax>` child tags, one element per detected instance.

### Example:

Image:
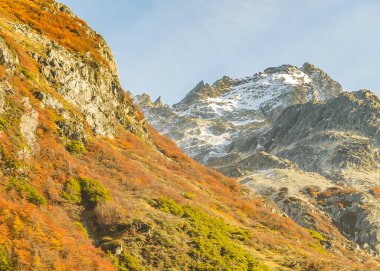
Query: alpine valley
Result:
<box><xmin>0</xmin><ymin>0</ymin><xmax>379</xmax><ymax>271</ymax></box>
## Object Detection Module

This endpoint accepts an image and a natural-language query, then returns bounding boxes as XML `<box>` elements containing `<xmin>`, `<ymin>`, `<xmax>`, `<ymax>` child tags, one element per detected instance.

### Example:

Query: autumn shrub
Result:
<box><xmin>370</xmin><ymin>187</ymin><xmax>380</xmax><ymax>198</ymax></box>
<box><xmin>0</xmin><ymin>244</ymin><xmax>11</xmax><ymax>271</ymax></box>
<box><xmin>302</xmin><ymin>261</ymin><xmax>329</xmax><ymax>271</ymax></box>
<box><xmin>8</xmin><ymin>177</ymin><xmax>47</xmax><ymax>206</ymax></box>
<box><xmin>304</xmin><ymin>185</ymin><xmax>320</xmax><ymax>197</ymax></box>
<box><xmin>0</xmin><ymin>65</ymin><xmax>5</xmax><ymax>81</ymax></box>
<box><xmin>318</xmin><ymin>187</ymin><xmax>355</xmax><ymax>199</ymax></box>
<box><xmin>153</xmin><ymin>197</ymin><xmax>269</xmax><ymax>271</ymax></box>
<box><xmin>66</xmin><ymin>140</ymin><xmax>86</xmax><ymax>154</ymax></box>
<box><xmin>0</xmin><ymin>0</ymin><xmax>107</xmax><ymax>66</ymax></box>
<box><xmin>74</xmin><ymin>221</ymin><xmax>89</xmax><ymax>238</ymax></box>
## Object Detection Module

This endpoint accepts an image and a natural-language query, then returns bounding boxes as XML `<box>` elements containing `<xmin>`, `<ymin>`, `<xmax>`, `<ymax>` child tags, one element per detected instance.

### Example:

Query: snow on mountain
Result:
<box><xmin>136</xmin><ymin>63</ymin><xmax>343</xmax><ymax>163</ymax></box>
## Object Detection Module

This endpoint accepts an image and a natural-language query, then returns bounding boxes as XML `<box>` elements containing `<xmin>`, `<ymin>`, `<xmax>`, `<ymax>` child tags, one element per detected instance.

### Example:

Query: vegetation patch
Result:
<box><xmin>20</xmin><ymin>68</ymin><xmax>35</xmax><ymax>80</ymax></box>
<box><xmin>7</xmin><ymin>177</ymin><xmax>47</xmax><ymax>206</ymax></box>
<box><xmin>62</xmin><ymin>178</ymin><xmax>82</xmax><ymax>204</ymax></box>
<box><xmin>66</xmin><ymin>140</ymin><xmax>86</xmax><ymax>154</ymax></box>
<box><xmin>182</xmin><ymin>192</ymin><xmax>195</xmax><ymax>199</ymax></box>
<box><xmin>308</xmin><ymin>229</ymin><xmax>326</xmax><ymax>254</ymax></box>
<box><xmin>62</xmin><ymin>177</ymin><xmax>110</xmax><ymax>207</ymax></box>
<box><xmin>153</xmin><ymin>197</ymin><xmax>269</xmax><ymax>271</ymax></box>
<box><xmin>108</xmin><ymin>251</ymin><xmax>143</xmax><ymax>271</ymax></box>
<box><xmin>0</xmin><ymin>244</ymin><xmax>11</xmax><ymax>271</ymax></box>
<box><xmin>308</xmin><ymin>229</ymin><xmax>326</xmax><ymax>242</ymax></box>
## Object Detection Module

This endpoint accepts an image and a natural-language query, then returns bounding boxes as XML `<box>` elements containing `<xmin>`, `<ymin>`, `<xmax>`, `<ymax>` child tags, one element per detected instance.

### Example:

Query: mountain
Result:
<box><xmin>1</xmin><ymin>1</ymin><xmax>375</xmax><ymax>270</ymax></box>
<box><xmin>136</xmin><ymin>63</ymin><xmax>343</xmax><ymax>163</ymax></box>
<box><xmin>136</xmin><ymin>64</ymin><xmax>380</xmax><ymax>257</ymax></box>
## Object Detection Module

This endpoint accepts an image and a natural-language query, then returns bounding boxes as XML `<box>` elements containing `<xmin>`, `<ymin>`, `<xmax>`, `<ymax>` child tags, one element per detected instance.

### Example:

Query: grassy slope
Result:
<box><xmin>0</xmin><ymin>0</ymin><xmax>378</xmax><ymax>270</ymax></box>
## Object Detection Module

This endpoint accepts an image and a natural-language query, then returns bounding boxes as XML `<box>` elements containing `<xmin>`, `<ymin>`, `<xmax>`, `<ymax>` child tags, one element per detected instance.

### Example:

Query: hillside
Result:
<box><xmin>0</xmin><ymin>1</ymin><xmax>378</xmax><ymax>270</ymax></box>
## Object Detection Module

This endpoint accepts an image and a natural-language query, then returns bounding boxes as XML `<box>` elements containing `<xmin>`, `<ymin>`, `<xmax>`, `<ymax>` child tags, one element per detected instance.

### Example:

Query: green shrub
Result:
<box><xmin>182</xmin><ymin>192</ymin><xmax>195</xmax><ymax>200</ymax></box>
<box><xmin>20</xmin><ymin>68</ymin><xmax>35</xmax><ymax>80</ymax></box>
<box><xmin>153</xmin><ymin>197</ymin><xmax>269</xmax><ymax>271</ymax></box>
<box><xmin>62</xmin><ymin>177</ymin><xmax>110</xmax><ymax>207</ymax></box>
<box><xmin>66</xmin><ymin>140</ymin><xmax>86</xmax><ymax>154</ymax></box>
<box><xmin>8</xmin><ymin>177</ymin><xmax>47</xmax><ymax>206</ymax></box>
<box><xmin>0</xmin><ymin>245</ymin><xmax>11</xmax><ymax>271</ymax></box>
<box><xmin>119</xmin><ymin>252</ymin><xmax>144</xmax><ymax>271</ymax></box>
<box><xmin>79</xmin><ymin>177</ymin><xmax>110</xmax><ymax>206</ymax></box>
<box><xmin>62</xmin><ymin>178</ymin><xmax>82</xmax><ymax>204</ymax></box>
<box><xmin>107</xmin><ymin>251</ymin><xmax>144</xmax><ymax>271</ymax></box>
<box><xmin>308</xmin><ymin>229</ymin><xmax>326</xmax><ymax>242</ymax></box>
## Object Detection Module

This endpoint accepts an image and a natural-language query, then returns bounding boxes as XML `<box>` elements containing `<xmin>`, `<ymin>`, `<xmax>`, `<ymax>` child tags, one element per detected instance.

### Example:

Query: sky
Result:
<box><xmin>60</xmin><ymin>0</ymin><xmax>380</xmax><ymax>105</ymax></box>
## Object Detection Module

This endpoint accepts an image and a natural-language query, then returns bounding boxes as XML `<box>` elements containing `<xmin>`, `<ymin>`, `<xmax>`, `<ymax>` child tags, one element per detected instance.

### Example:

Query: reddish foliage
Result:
<box><xmin>319</xmin><ymin>187</ymin><xmax>356</xmax><ymax>199</ymax></box>
<box><xmin>0</xmin><ymin>64</ymin><xmax>5</xmax><ymax>80</ymax></box>
<box><xmin>0</xmin><ymin>31</ymin><xmax>38</xmax><ymax>75</ymax></box>
<box><xmin>0</xmin><ymin>0</ymin><xmax>107</xmax><ymax>66</ymax></box>
<box><xmin>370</xmin><ymin>187</ymin><xmax>380</xmax><ymax>198</ymax></box>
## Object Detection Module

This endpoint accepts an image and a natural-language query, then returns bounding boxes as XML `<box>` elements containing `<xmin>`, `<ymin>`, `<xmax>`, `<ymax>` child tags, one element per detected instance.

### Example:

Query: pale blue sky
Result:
<box><xmin>60</xmin><ymin>0</ymin><xmax>380</xmax><ymax>105</ymax></box>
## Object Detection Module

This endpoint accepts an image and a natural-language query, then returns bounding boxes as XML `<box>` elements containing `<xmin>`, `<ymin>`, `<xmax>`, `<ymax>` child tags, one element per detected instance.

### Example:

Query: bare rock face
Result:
<box><xmin>9</xmin><ymin>19</ymin><xmax>145</xmax><ymax>138</ymax></box>
<box><xmin>300</xmin><ymin>62</ymin><xmax>342</xmax><ymax>101</ymax></box>
<box><xmin>237</xmin><ymin>90</ymin><xmax>380</xmax><ymax>254</ymax></box>
<box><xmin>253</xmin><ymin>90</ymin><xmax>380</xmax><ymax>174</ymax></box>
<box><xmin>317</xmin><ymin>188</ymin><xmax>380</xmax><ymax>253</ymax></box>
<box><xmin>35</xmin><ymin>41</ymin><xmax>136</xmax><ymax>137</ymax></box>
<box><xmin>20</xmin><ymin>97</ymin><xmax>38</xmax><ymax>147</ymax></box>
<box><xmin>35</xmin><ymin>91</ymin><xmax>87</xmax><ymax>141</ymax></box>
<box><xmin>0</xmin><ymin>36</ymin><xmax>19</xmax><ymax>76</ymax></box>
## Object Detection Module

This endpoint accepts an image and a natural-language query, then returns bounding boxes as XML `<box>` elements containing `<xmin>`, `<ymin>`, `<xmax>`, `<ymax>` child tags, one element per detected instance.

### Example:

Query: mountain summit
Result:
<box><xmin>137</xmin><ymin>63</ymin><xmax>343</xmax><ymax>162</ymax></box>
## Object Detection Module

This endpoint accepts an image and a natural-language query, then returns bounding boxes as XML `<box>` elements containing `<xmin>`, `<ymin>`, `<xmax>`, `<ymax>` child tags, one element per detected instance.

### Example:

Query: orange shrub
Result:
<box><xmin>0</xmin><ymin>64</ymin><xmax>5</xmax><ymax>80</ymax></box>
<box><xmin>0</xmin><ymin>0</ymin><xmax>107</xmax><ymax>66</ymax></box>
<box><xmin>370</xmin><ymin>187</ymin><xmax>380</xmax><ymax>198</ymax></box>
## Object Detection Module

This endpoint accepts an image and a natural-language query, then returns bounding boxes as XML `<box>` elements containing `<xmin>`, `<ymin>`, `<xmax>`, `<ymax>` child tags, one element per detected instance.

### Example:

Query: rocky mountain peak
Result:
<box><xmin>301</xmin><ymin>62</ymin><xmax>343</xmax><ymax>100</ymax></box>
<box><xmin>136</xmin><ymin>63</ymin><xmax>345</xmax><ymax>164</ymax></box>
<box><xmin>172</xmin><ymin>63</ymin><xmax>342</xmax><ymax>120</ymax></box>
<box><xmin>135</xmin><ymin>93</ymin><xmax>169</xmax><ymax>109</ymax></box>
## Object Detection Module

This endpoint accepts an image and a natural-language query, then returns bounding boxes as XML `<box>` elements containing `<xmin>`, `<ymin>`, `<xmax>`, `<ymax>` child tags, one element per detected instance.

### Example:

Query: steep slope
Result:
<box><xmin>244</xmin><ymin>90</ymin><xmax>380</xmax><ymax>175</ymax></box>
<box><xmin>0</xmin><ymin>1</ymin><xmax>375</xmax><ymax>270</ymax></box>
<box><xmin>136</xmin><ymin>65</ymin><xmax>380</xmax><ymax>256</ymax></box>
<box><xmin>240</xmin><ymin>90</ymin><xmax>380</xmax><ymax>253</ymax></box>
